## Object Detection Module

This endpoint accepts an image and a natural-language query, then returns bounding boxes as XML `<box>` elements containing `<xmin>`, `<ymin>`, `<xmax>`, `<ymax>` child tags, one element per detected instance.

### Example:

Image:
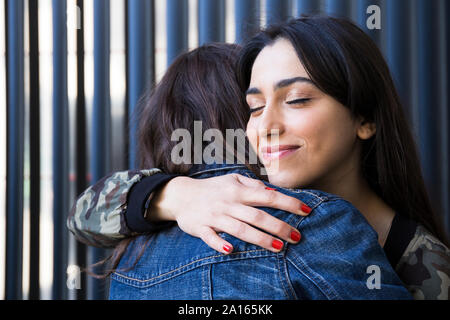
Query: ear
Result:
<box><xmin>356</xmin><ymin>117</ymin><xmax>376</xmax><ymax>140</ymax></box>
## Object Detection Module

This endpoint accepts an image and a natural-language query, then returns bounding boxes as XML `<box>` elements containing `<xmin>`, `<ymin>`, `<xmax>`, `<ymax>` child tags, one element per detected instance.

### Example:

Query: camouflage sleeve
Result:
<box><xmin>395</xmin><ymin>225</ymin><xmax>450</xmax><ymax>300</ymax></box>
<box><xmin>67</xmin><ymin>168</ymin><xmax>162</xmax><ymax>248</ymax></box>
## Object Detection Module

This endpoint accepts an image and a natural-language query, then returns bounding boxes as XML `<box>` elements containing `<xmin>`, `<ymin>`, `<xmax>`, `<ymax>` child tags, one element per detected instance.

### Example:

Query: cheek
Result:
<box><xmin>302</xmin><ymin>112</ymin><xmax>358</xmax><ymax>170</ymax></box>
<box><xmin>291</xmin><ymin>109</ymin><xmax>356</xmax><ymax>165</ymax></box>
<box><xmin>246</xmin><ymin>121</ymin><xmax>258</xmax><ymax>151</ymax></box>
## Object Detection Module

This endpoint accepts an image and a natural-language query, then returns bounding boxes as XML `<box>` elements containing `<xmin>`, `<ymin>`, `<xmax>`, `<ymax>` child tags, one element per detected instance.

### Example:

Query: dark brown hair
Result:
<box><xmin>237</xmin><ymin>16</ymin><xmax>449</xmax><ymax>246</ymax></box>
<box><xmin>137</xmin><ymin>42</ymin><xmax>254</xmax><ymax>172</ymax></box>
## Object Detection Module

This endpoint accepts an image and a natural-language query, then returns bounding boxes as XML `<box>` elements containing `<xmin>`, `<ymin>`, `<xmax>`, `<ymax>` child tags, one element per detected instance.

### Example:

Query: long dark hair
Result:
<box><xmin>237</xmin><ymin>16</ymin><xmax>448</xmax><ymax>245</ymax></box>
<box><xmin>89</xmin><ymin>43</ymin><xmax>264</xmax><ymax>278</ymax></box>
<box><xmin>137</xmin><ymin>43</ymin><xmax>259</xmax><ymax>173</ymax></box>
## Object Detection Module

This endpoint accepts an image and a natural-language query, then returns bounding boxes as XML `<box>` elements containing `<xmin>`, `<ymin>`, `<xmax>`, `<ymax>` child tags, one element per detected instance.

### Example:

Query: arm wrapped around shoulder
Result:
<box><xmin>67</xmin><ymin>168</ymin><xmax>162</xmax><ymax>248</ymax></box>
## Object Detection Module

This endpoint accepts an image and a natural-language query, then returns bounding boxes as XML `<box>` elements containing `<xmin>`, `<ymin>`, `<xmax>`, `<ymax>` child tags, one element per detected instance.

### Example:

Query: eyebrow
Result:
<box><xmin>246</xmin><ymin>76</ymin><xmax>315</xmax><ymax>96</ymax></box>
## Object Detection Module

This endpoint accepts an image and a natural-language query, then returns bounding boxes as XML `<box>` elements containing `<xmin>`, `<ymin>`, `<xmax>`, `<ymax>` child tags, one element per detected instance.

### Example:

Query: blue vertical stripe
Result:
<box><xmin>167</xmin><ymin>0</ymin><xmax>188</xmax><ymax>66</ymax></box>
<box><xmin>265</xmin><ymin>0</ymin><xmax>292</xmax><ymax>25</ymax></box>
<box><xmin>6</xmin><ymin>0</ymin><xmax>24</xmax><ymax>300</ymax></box>
<box><xmin>386</xmin><ymin>0</ymin><xmax>412</xmax><ymax>114</ymax></box>
<box><xmin>445</xmin><ymin>0</ymin><xmax>450</xmax><ymax>234</ymax></box>
<box><xmin>128</xmin><ymin>0</ymin><xmax>154</xmax><ymax>169</ymax></box>
<box><xmin>52</xmin><ymin>0</ymin><xmax>69</xmax><ymax>300</ymax></box>
<box><xmin>438</xmin><ymin>0</ymin><xmax>449</xmax><ymax>235</ymax></box>
<box><xmin>416</xmin><ymin>0</ymin><xmax>443</xmax><ymax>218</ymax></box>
<box><xmin>295</xmin><ymin>0</ymin><xmax>321</xmax><ymax>16</ymax></box>
<box><xmin>28</xmin><ymin>0</ymin><xmax>41</xmax><ymax>300</ymax></box>
<box><xmin>198</xmin><ymin>0</ymin><xmax>225</xmax><ymax>45</ymax></box>
<box><xmin>88</xmin><ymin>0</ymin><xmax>111</xmax><ymax>300</ymax></box>
<box><xmin>324</xmin><ymin>0</ymin><xmax>351</xmax><ymax>17</ymax></box>
<box><xmin>235</xmin><ymin>0</ymin><xmax>260</xmax><ymax>44</ymax></box>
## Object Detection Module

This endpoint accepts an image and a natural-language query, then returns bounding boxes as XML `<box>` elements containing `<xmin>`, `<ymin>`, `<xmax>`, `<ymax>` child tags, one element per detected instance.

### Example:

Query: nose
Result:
<box><xmin>257</xmin><ymin>102</ymin><xmax>285</xmax><ymax>142</ymax></box>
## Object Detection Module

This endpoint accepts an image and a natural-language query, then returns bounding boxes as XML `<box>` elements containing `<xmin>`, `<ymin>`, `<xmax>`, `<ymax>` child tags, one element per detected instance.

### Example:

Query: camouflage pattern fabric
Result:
<box><xmin>395</xmin><ymin>225</ymin><xmax>450</xmax><ymax>300</ymax></box>
<box><xmin>67</xmin><ymin>168</ymin><xmax>161</xmax><ymax>248</ymax></box>
<box><xmin>67</xmin><ymin>168</ymin><xmax>450</xmax><ymax>299</ymax></box>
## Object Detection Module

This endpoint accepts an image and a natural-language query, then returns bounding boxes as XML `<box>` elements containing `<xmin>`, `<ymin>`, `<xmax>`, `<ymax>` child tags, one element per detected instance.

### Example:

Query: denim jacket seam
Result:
<box><xmin>285</xmin><ymin>255</ymin><xmax>341</xmax><ymax>300</ymax></box>
<box><xmin>278</xmin><ymin>253</ymin><xmax>298</xmax><ymax>299</ymax></box>
<box><xmin>285</xmin><ymin>203</ymin><xmax>342</xmax><ymax>299</ymax></box>
<box><xmin>274</xmin><ymin>253</ymin><xmax>290</xmax><ymax>298</ymax></box>
<box><xmin>112</xmin><ymin>248</ymin><xmax>271</xmax><ymax>287</ymax></box>
<box><xmin>201</xmin><ymin>265</ymin><xmax>211</xmax><ymax>300</ymax></box>
<box><xmin>292</xmin><ymin>198</ymin><xmax>326</xmax><ymax>229</ymax></box>
<box><xmin>299</xmin><ymin>190</ymin><xmax>328</xmax><ymax>202</ymax></box>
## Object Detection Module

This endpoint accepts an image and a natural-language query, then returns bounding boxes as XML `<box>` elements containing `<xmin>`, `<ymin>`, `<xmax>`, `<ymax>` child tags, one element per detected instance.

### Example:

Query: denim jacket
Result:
<box><xmin>109</xmin><ymin>163</ymin><xmax>412</xmax><ymax>300</ymax></box>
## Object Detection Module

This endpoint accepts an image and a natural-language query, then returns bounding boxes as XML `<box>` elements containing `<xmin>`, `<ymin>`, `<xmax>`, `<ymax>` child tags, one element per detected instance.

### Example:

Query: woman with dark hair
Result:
<box><xmin>68</xmin><ymin>16</ymin><xmax>449</xmax><ymax>299</ymax></box>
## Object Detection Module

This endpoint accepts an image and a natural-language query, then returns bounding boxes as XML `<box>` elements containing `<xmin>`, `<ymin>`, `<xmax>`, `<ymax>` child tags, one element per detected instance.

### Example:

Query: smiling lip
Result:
<box><xmin>260</xmin><ymin>145</ymin><xmax>300</xmax><ymax>161</ymax></box>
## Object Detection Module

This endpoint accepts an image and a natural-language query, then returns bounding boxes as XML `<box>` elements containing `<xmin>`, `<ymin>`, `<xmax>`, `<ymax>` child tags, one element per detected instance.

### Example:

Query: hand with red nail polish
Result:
<box><xmin>150</xmin><ymin>174</ymin><xmax>311</xmax><ymax>254</ymax></box>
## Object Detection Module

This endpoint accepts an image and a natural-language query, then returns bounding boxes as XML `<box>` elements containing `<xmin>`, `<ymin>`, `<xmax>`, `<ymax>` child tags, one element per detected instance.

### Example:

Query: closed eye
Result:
<box><xmin>249</xmin><ymin>106</ymin><xmax>265</xmax><ymax>114</ymax></box>
<box><xmin>286</xmin><ymin>98</ymin><xmax>311</xmax><ymax>105</ymax></box>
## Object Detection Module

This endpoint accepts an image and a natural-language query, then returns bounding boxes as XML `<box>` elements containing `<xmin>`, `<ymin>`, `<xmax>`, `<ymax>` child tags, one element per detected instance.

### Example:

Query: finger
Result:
<box><xmin>239</xmin><ymin>186</ymin><xmax>312</xmax><ymax>216</ymax></box>
<box><xmin>232</xmin><ymin>173</ymin><xmax>266</xmax><ymax>189</ymax></box>
<box><xmin>229</xmin><ymin>205</ymin><xmax>301</xmax><ymax>244</ymax></box>
<box><xmin>217</xmin><ymin>216</ymin><xmax>286</xmax><ymax>253</ymax></box>
<box><xmin>198</xmin><ymin>227</ymin><xmax>234</xmax><ymax>255</ymax></box>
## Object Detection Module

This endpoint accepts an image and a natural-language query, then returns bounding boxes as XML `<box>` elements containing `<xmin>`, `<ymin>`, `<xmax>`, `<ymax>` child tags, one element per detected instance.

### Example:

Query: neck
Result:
<box><xmin>312</xmin><ymin>156</ymin><xmax>395</xmax><ymax>246</ymax></box>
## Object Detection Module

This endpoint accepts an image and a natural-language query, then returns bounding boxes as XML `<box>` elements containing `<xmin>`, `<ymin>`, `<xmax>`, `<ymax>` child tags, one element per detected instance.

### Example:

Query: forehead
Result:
<box><xmin>250</xmin><ymin>38</ymin><xmax>309</xmax><ymax>86</ymax></box>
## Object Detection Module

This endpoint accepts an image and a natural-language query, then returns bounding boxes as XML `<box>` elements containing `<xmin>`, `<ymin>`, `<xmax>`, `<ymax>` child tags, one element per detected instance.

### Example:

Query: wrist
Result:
<box><xmin>147</xmin><ymin>176</ymin><xmax>189</xmax><ymax>222</ymax></box>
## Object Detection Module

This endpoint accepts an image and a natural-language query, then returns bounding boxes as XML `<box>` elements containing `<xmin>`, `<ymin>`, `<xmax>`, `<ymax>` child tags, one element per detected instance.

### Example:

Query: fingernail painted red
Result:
<box><xmin>265</xmin><ymin>187</ymin><xmax>276</xmax><ymax>191</ymax></box>
<box><xmin>223</xmin><ymin>244</ymin><xmax>232</xmax><ymax>253</ymax></box>
<box><xmin>272</xmin><ymin>239</ymin><xmax>283</xmax><ymax>250</ymax></box>
<box><xmin>301</xmin><ymin>204</ymin><xmax>312</xmax><ymax>214</ymax></box>
<box><xmin>290</xmin><ymin>230</ymin><xmax>301</xmax><ymax>242</ymax></box>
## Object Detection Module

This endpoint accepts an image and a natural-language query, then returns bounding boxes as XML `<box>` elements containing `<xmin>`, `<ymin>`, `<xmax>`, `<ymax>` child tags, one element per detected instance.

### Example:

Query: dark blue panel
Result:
<box><xmin>295</xmin><ymin>0</ymin><xmax>321</xmax><ymax>16</ymax></box>
<box><xmin>6</xmin><ymin>0</ymin><xmax>24</xmax><ymax>300</ymax></box>
<box><xmin>235</xmin><ymin>0</ymin><xmax>260</xmax><ymax>44</ymax></box>
<box><xmin>386</xmin><ymin>0</ymin><xmax>412</xmax><ymax>114</ymax></box>
<box><xmin>88</xmin><ymin>0</ymin><xmax>111</xmax><ymax>300</ymax></box>
<box><xmin>28</xmin><ymin>0</ymin><xmax>41</xmax><ymax>300</ymax></box>
<box><xmin>198</xmin><ymin>0</ymin><xmax>225</xmax><ymax>45</ymax></box>
<box><xmin>437</xmin><ymin>0</ymin><xmax>449</xmax><ymax>235</ymax></box>
<box><xmin>52</xmin><ymin>0</ymin><xmax>69</xmax><ymax>300</ymax></box>
<box><xmin>91</xmin><ymin>0</ymin><xmax>111</xmax><ymax>194</ymax></box>
<box><xmin>446</xmin><ymin>0</ymin><xmax>450</xmax><ymax>234</ymax></box>
<box><xmin>324</xmin><ymin>0</ymin><xmax>351</xmax><ymax>17</ymax></box>
<box><xmin>416</xmin><ymin>0</ymin><xmax>443</xmax><ymax>216</ymax></box>
<box><xmin>74</xmin><ymin>0</ymin><xmax>87</xmax><ymax>301</ymax></box>
<box><xmin>167</xmin><ymin>0</ymin><xmax>188</xmax><ymax>66</ymax></box>
<box><xmin>265</xmin><ymin>0</ymin><xmax>291</xmax><ymax>25</ymax></box>
<box><xmin>128</xmin><ymin>0</ymin><xmax>154</xmax><ymax>169</ymax></box>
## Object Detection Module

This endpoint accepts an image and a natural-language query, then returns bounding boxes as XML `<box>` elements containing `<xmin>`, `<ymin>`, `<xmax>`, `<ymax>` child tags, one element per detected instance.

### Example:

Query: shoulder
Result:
<box><xmin>395</xmin><ymin>224</ymin><xmax>450</xmax><ymax>300</ymax></box>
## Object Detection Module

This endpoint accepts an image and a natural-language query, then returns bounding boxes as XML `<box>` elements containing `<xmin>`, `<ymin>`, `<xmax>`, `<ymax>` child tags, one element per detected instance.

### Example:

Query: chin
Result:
<box><xmin>267</xmin><ymin>171</ymin><xmax>303</xmax><ymax>189</ymax></box>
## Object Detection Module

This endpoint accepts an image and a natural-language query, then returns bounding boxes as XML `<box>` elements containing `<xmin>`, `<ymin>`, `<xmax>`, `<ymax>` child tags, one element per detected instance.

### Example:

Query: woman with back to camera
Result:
<box><xmin>68</xmin><ymin>16</ymin><xmax>450</xmax><ymax>299</ymax></box>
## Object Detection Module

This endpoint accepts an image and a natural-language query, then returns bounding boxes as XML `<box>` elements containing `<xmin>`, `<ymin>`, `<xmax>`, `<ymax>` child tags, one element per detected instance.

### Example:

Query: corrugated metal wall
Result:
<box><xmin>1</xmin><ymin>0</ymin><xmax>449</xmax><ymax>300</ymax></box>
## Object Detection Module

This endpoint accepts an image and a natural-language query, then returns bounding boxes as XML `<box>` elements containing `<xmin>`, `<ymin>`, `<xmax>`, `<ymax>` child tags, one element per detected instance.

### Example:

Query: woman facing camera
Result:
<box><xmin>68</xmin><ymin>16</ymin><xmax>449</xmax><ymax>299</ymax></box>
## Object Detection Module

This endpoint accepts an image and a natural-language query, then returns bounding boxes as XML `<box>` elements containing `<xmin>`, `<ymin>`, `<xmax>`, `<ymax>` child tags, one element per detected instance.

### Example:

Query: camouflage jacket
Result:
<box><xmin>67</xmin><ymin>169</ymin><xmax>161</xmax><ymax>247</ymax></box>
<box><xmin>67</xmin><ymin>169</ymin><xmax>450</xmax><ymax>300</ymax></box>
<box><xmin>395</xmin><ymin>225</ymin><xmax>450</xmax><ymax>300</ymax></box>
